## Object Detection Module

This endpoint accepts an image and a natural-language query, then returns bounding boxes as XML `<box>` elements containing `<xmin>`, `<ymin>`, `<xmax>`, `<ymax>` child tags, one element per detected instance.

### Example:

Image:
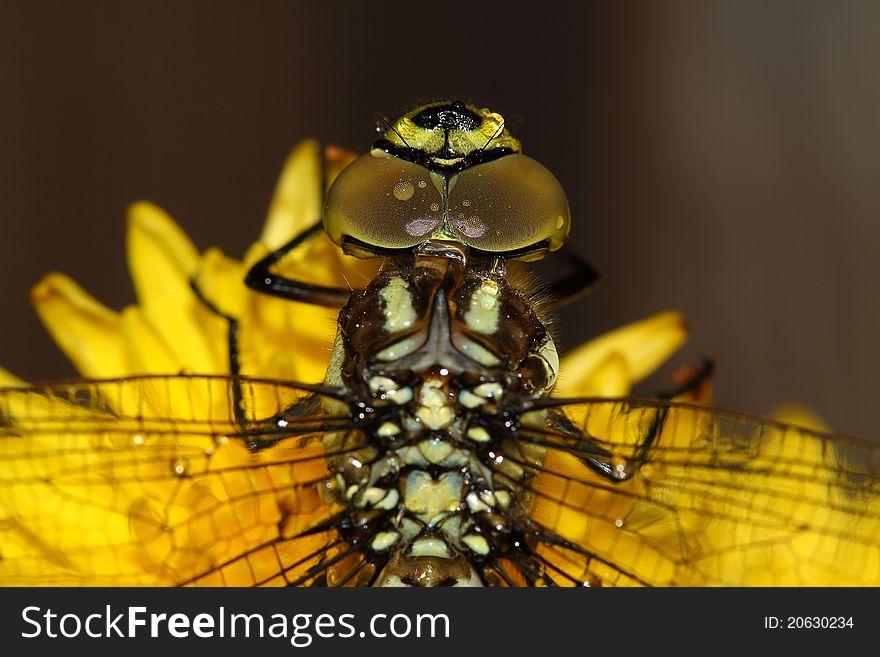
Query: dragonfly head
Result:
<box><xmin>323</xmin><ymin>101</ymin><xmax>570</xmax><ymax>262</ymax></box>
<box><xmin>375</xmin><ymin>100</ymin><xmax>521</xmax><ymax>170</ymax></box>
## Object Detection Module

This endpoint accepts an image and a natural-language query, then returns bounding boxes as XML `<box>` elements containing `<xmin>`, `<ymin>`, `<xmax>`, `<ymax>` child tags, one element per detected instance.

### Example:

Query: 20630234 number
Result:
<box><xmin>764</xmin><ymin>617</ymin><xmax>855</xmax><ymax>629</ymax></box>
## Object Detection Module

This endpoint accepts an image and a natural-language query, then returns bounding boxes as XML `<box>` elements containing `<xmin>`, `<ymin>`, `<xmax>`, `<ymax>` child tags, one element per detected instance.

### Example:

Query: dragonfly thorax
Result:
<box><xmin>320</xmin><ymin>254</ymin><xmax>558</xmax><ymax>586</ymax></box>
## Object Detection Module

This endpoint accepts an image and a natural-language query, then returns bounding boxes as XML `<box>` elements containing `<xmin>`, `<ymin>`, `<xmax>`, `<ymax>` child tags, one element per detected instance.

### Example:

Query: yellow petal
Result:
<box><xmin>770</xmin><ymin>404</ymin><xmax>830</xmax><ymax>432</ymax></box>
<box><xmin>115</xmin><ymin>307</ymin><xmax>216</xmax><ymax>418</ymax></box>
<box><xmin>324</xmin><ymin>144</ymin><xmax>358</xmax><ymax>188</ymax></box>
<box><xmin>260</xmin><ymin>141</ymin><xmax>322</xmax><ymax>250</ymax></box>
<box><xmin>0</xmin><ymin>367</ymin><xmax>26</xmax><ymax>387</ymax></box>
<box><xmin>119</xmin><ymin>305</ymin><xmax>181</xmax><ymax>374</ymax></box>
<box><xmin>241</xmin><ymin>241</ymin><xmax>343</xmax><ymax>344</ymax></box>
<box><xmin>127</xmin><ymin>202</ymin><xmax>223</xmax><ymax>373</ymax></box>
<box><xmin>189</xmin><ymin>247</ymin><xmax>247</xmax><ymax>373</ymax></box>
<box><xmin>566</xmin><ymin>351</ymin><xmax>631</xmax><ymax>398</ymax></box>
<box><xmin>240</xmin><ymin>293</ymin><xmax>338</xmax><ymax>383</ymax></box>
<box><xmin>30</xmin><ymin>273</ymin><xmax>129</xmax><ymax>378</ymax></box>
<box><xmin>127</xmin><ymin>201</ymin><xmax>200</xmax><ymax>280</ymax></box>
<box><xmin>557</xmin><ymin>311</ymin><xmax>688</xmax><ymax>396</ymax></box>
<box><xmin>199</xmin><ymin>241</ymin><xmax>336</xmax><ymax>381</ymax></box>
<box><xmin>195</xmin><ymin>248</ymin><xmax>247</xmax><ymax>319</ymax></box>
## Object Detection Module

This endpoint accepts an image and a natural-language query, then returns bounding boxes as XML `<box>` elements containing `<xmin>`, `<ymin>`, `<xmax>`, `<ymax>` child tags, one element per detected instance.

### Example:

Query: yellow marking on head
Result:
<box><xmin>383</xmin><ymin>102</ymin><xmax>521</xmax><ymax>164</ymax></box>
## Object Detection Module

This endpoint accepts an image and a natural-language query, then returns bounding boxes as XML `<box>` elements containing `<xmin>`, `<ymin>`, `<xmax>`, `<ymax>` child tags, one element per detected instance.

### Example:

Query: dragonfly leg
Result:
<box><xmin>543</xmin><ymin>410</ymin><xmax>630</xmax><ymax>483</ymax></box>
<box><xmin>244</xmin><ymin>221</ymin><xmax>353</xmax><ymax>308</ymax></box>
<box><xmin>625</xmin><ymin>359</ymin><xmax>716</xmax><ymax>467</ymax></box>
<box><xmin>189</xmin><ymin>276</ymin><xmax>247</xmax><ymax>426</ymax></box>
<box><xmin>541</xmin><ymin>245</ymin><xmax>600</xmax><ymax>310</ymax></box>
<box><xmin>541</xmin><ymin>361</ymin><xmax>714</xmax><ymax>482</ymax></box>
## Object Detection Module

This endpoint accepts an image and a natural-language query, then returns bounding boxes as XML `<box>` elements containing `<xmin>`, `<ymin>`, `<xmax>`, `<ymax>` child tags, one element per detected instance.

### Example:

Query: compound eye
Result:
<box><xmin>323</xmin><ymin>152</ymin><xmax>443</xmax><ymax>254</ymax></box>
<box><xmin>447</xmin><ymin>154</ymin><xmax>570</xmax><ymax>257</ymax></box>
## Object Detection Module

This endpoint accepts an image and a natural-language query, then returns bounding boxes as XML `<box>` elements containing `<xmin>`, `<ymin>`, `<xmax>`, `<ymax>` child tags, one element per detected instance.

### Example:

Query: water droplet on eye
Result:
<box><xmin>393</xmin><ymin>180</ymin><xmax>415</xmax><ymax>201</ymax></box>
<box><xmin>418</xmin><ymin>180</ymin><xmax>427</xmax><ymax>188</ymax></box>
<box><xmin>462</xmin><ymin>199</ymin><xmax>471</xmax><ymax>207</ymax></box>
<box><xmin>555</xmin><ymin>215</ymin><xmax>565</xmax><ymax>230</ymax></box>
<box><xmin>430</xmin><ymin>202</ymin><xmax>440</xmax><ymax>212</ymax></box>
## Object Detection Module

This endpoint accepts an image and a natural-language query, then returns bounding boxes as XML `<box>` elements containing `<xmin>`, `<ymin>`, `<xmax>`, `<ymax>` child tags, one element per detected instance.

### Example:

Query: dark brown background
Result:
<box><xmin>0</xmin><ymin>1</ymin><xmax>877</xmax><ymax>437</ymax></box>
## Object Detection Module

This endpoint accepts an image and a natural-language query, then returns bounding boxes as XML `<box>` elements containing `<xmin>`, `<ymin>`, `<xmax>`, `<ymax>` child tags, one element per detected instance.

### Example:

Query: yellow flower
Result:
<box><xmin>0</xmin><ymin>140</ymin><xmax>875</xmax><ymax>587</ymax></box>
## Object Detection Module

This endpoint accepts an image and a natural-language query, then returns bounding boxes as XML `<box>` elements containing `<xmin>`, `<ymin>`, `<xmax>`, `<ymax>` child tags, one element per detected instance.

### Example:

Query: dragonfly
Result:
<box><xmin>0</xmin><ymin>101</ymin><xmax>878</xmax><ymax>587</ymax></box>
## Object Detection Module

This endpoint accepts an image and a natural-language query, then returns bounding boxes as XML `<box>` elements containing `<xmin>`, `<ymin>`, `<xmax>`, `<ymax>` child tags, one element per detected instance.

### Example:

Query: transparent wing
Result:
<box><xmin>2</xmin><ymin>380</ymin><xmax>878</xmax><ymax>587</ymax></box>
<box><xmin>0</xmin><ymin>375</ymin><xmax>370</xmax><ymax>586</ymax></box>
<box><xmin>492</xmin><ymin>398</ymin><xmax>880</xmax><ymax>586</ymax></box>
